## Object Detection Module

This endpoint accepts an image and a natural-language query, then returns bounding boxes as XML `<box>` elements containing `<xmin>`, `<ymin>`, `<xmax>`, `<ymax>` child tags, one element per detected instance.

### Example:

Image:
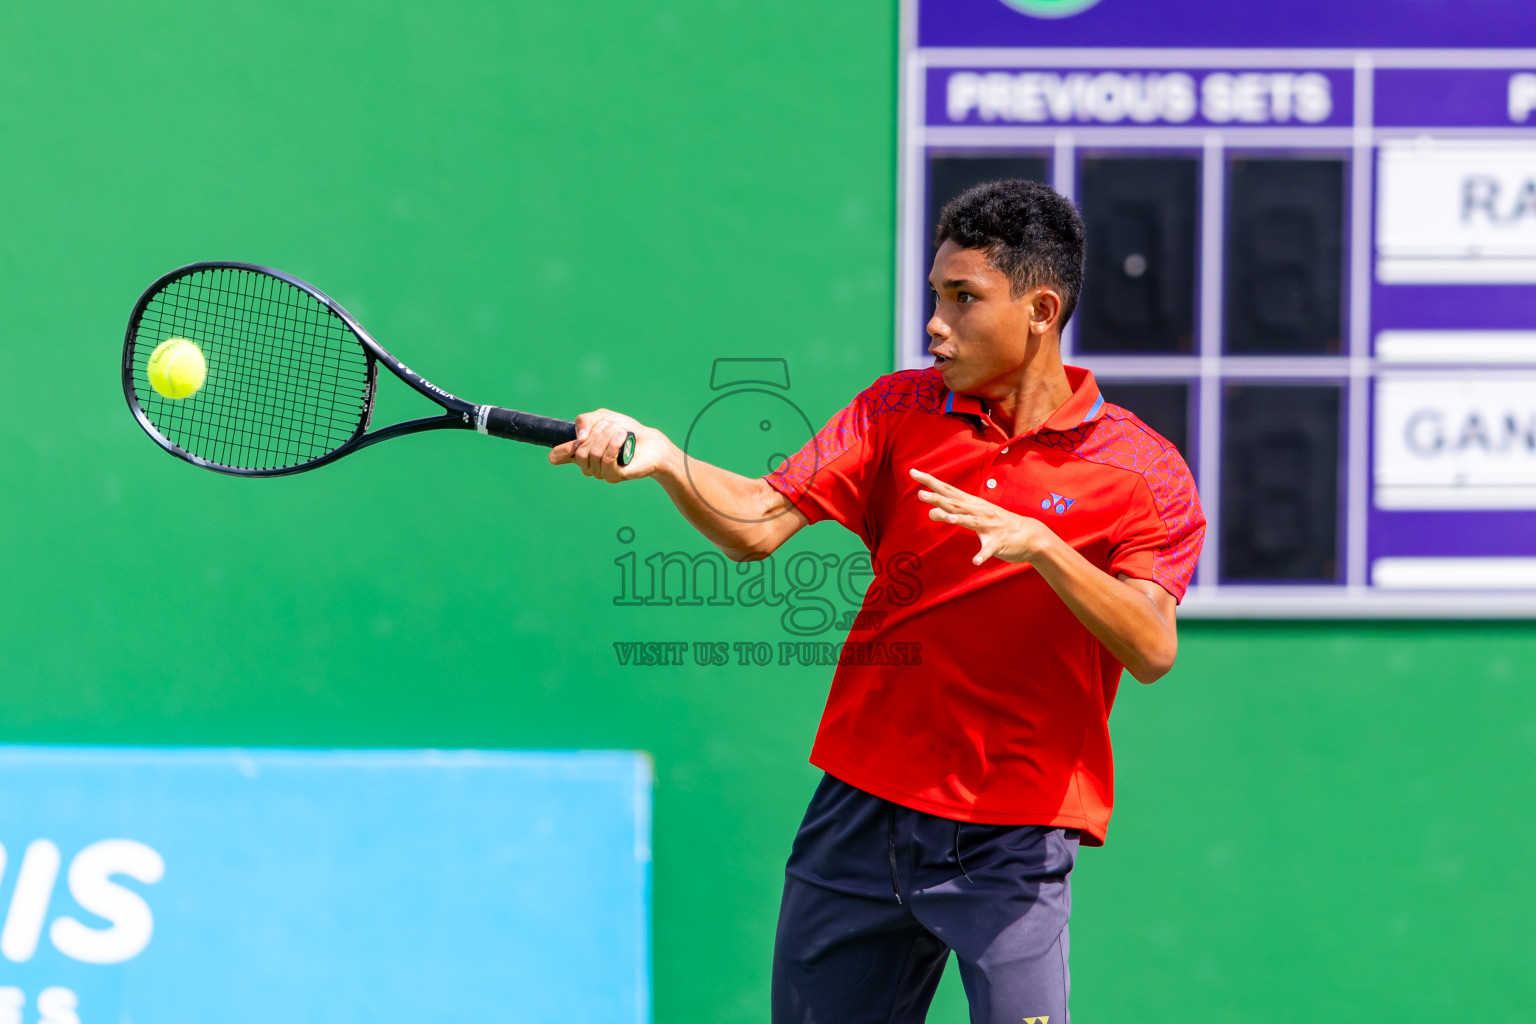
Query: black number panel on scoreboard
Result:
<box><xmin>900</xmin><ymin>1</ymin><xmax>1536</xmax><ymax>616</ymax></box>
<box><xmin>1076</xmin><ymin>156</ymin><xmax>1198</xmax><ymax>355</ymax></box>
<box><xmin>1224</xmin><ymin>159</ymin><xmax>1345</xmax><ymax>356</ymax></box>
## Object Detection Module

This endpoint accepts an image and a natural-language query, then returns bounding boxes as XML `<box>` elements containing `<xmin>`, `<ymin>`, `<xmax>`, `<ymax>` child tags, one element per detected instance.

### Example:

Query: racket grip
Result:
<box><xmin>479</xmin><ymin>407</ymin><xmax>635</xmax><ymax>466</ymax></box>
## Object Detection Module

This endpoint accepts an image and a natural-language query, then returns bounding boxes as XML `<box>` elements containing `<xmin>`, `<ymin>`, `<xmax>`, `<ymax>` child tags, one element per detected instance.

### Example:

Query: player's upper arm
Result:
<box><xmin>762</xmin><ymin>378</ymin><xmax>894</xmax><ymax>548</ymax></box>
<box><xmin>1117</xmin><ymin>573</ymin><xmax>1178</xmax><ymax>621</ymax></box>
<box><xmin>1106</xmin><ymin>444</ymin><xmax>1207</xmax><ymax>604</ymax></box>
<box><xmin>1114</xmin><ymin>573</ymin><xmax>1180</xmax><ymax>683</ymax></box>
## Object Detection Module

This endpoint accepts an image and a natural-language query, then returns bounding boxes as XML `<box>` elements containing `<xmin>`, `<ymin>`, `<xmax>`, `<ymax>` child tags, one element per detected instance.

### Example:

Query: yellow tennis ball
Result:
<box><xmin>146</xmin><ymin>337</ymin><xmax>207</xmax><ymax>400</ymax></box>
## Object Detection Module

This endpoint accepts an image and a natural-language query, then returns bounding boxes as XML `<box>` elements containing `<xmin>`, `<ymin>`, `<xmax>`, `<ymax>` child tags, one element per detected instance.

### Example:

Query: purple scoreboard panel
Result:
<box><xmin>900</xmin><ymin>0</ymin><xmax>1536</xmax><ymax>616</ymax></box>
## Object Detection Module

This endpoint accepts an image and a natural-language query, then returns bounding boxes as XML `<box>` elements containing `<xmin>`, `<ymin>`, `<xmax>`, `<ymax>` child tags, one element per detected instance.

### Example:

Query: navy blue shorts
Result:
<box><xmin>772</xmin><ymin>774</ymin><xmax>1079</xmax><ymax>1024</ymax></box>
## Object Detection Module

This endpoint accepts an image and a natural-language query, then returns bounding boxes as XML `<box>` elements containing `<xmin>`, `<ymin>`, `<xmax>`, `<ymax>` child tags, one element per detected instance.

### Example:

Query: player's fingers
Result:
<box><xmin>573</xmin><ymin>408</ymin><xmax>616</xmax><ymax>439</ymax></box>
<box><xmin>909</xmin><ymin>468</ymin><xmax>964</xmax><ymax>497</ymax></box>
<box><xmin>567</xmin><ymin>410</ymin><xmax>644</xmax><ymax>480</ymax></box>
<box><xmin>929</xmin><ymin>507</ymin><xmax>982</xmax><ymax>533</ymax></box>
<box><xmin>595</xmin><ymin>420</ymin><xmax>630</xmax><ymax>481</ymax></box>
<box><xmin>916</xmin><ymin>488</ymin><xmax>964</xmax><ymax>512</ymax></box>
<box><xmin>915</xmin><ymin>475</ymin><xmax>989</xmax><ymax>515</ymax></box>
<box><xmin>957</xmin><ymin>514</ymin><xmax>983</xmax><ymax>531</ymax></box>
<box><xmin>576</xmin><ymin>418</ymin><xmax>615</xmax><ymax>476</ymax></box>
<box><xmin>572</xmin><ymin>414</ymin><xmax>596</xmax><ymax>447</ymax></box>
<box><xmin>973</xmin><ymin>539</ymin><xmax>997</xmax><ymax>566</ymax></box>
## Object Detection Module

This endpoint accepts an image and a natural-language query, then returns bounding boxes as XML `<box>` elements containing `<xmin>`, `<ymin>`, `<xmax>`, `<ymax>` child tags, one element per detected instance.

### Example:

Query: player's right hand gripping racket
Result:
<box><xmin>122</xmin><ymin>261</ymin><xmax>634</xmax><ymax>476</ymax></box>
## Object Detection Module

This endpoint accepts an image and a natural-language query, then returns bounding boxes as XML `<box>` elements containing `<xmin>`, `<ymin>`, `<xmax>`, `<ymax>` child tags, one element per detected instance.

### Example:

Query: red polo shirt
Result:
<box><xmin>764</xmin><ymin>366</ymin><xmax>1204</xmax><ymax>845</ymax></box>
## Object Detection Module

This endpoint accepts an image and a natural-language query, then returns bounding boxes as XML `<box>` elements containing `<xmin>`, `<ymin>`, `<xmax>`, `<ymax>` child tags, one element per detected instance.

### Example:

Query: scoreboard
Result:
<box><xmin>900</xmin><ymin>0</ymin><xmax>1536</xmax><ymax>616</ymax></box>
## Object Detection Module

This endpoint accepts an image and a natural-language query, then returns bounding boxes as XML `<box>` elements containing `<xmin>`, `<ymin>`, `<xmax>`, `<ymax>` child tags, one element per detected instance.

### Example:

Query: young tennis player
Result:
<box><xmin>552</xmin><ymin>179</ymin><xmax>1205</xmax><ymax>1023</ymax></box>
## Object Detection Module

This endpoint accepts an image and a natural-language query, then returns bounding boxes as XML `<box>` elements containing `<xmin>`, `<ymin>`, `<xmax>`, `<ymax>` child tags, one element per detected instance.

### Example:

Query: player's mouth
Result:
<box><xmin>931</xmin><ymin>352</ymin><xmax>953</xmax><ymax>367</ymax></box>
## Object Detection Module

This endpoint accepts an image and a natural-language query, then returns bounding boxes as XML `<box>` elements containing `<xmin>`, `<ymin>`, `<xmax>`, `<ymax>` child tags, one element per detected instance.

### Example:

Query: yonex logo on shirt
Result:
<box><xmin>1041</xmin><ymin>493</ymin><xmax>1076</xmax><ymax>514</ymax></box>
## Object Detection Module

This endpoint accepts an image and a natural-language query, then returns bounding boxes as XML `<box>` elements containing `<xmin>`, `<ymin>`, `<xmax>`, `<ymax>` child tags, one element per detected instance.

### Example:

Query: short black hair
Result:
<box><xmin>934</xmin><ymin>178</ymin><xmax>1086</xmax><ymax>327</ymax></box>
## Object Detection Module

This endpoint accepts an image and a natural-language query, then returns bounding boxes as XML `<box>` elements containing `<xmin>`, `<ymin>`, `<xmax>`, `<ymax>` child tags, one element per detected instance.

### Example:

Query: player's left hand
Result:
<box><xmin>910</xmin><ymin>468</ymin><xmax>1056</xmax><ymax>566</ymax></box>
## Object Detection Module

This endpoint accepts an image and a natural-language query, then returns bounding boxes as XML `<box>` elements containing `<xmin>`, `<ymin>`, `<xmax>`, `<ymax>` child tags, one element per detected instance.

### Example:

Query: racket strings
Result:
<box><xmin>130</xmin><ymin>267</ymin><xmax>372</xmax><ymax>471</ymax></box>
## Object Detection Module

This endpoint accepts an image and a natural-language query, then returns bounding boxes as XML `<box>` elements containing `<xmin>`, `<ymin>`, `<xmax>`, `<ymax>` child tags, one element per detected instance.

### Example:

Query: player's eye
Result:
<box><xmin>957</xmin><ymin>291</ymin><xmax>975</xmax><ymax>302</ymax></box>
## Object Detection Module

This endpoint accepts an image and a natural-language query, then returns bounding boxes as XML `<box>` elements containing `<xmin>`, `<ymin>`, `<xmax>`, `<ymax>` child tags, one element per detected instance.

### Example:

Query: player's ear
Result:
<box><xmin>1029</xmin><ymin>288</ymin><xmax>1063</xmax><ymax>335</ymax></box>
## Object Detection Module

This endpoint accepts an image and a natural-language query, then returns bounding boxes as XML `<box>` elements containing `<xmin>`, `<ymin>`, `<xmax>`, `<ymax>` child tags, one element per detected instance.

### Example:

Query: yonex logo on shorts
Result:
<box><xmin>1022</xmin><ymin>1017</ymin><xmax>1050</xmax><ymax>1023</ymax></box>
<box><xmin>1041</xmin><ymin>493</ymin><xmax>1076</xmax><ymax>514</ymax></box>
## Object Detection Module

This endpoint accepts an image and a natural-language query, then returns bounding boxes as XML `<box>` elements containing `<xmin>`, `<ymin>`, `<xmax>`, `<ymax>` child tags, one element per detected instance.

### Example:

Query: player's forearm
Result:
<box><xmin>1027</xmin><ymin>536</ymin><xmax>1178</xmax><ymax>683</ymax></box>
<box><xmin>649</xmin><ymin>437</ymin><xmax>804</xmax><ymax>561</ymax></box>
<box><xmin>551</xmin><ymin>409</ymin><xmax>806</xmax><ymax>558</ymax></box>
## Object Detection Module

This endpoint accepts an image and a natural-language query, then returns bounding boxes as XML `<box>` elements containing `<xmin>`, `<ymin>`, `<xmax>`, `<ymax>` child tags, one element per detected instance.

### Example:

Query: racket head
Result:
<box><xmin>123</xmin><ymin>262</ymin><xmax>379</xmax><ymax>476</ymax></box>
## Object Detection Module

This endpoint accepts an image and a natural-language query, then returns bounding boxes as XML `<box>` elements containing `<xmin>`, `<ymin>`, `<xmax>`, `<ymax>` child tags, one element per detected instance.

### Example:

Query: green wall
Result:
<box><xmin>2</xmin><ymin>3</ymin><xmax>1533</xmax><ymax>1021</ymax></box>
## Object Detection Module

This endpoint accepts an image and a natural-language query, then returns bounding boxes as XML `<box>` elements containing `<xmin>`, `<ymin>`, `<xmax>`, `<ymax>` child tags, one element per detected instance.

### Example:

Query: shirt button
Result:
<box><xmin>986</xmin><ymin>479</ymin><xmax>997</xmax><ymax>489</ymax></box>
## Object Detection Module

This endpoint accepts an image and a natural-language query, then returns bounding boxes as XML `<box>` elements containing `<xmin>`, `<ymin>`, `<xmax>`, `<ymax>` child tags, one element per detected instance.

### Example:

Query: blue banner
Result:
<box><xmin>0</xmin><ymin>748</ymin><xmax>651</xmax><ymax>1024</ymax></box>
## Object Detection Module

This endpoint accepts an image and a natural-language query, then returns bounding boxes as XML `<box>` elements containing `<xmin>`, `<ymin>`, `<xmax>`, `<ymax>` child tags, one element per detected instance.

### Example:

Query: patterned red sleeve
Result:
<box><xmin>1107</xmin><ymin>440</ymin><xmax>1206</xmax><ymax>602</ymax></box>
<box><xmin>764</xmin><ymin>379</ymin><xmax>895</xmax><ymax>541</ymax></box>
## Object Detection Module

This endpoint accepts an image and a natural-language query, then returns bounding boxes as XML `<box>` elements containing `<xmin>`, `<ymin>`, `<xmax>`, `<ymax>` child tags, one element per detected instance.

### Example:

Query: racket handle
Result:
<box><xmin>478</xmin><ymin>406</ymin><xmax>635</xmax><ymax>466</ymax></box>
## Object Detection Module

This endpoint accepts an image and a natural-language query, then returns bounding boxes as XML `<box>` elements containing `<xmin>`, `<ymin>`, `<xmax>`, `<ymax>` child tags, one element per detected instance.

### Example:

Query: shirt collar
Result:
<box><xmin>942</xmin><ymin>365</ymin><xmax>1106</xmax><ymax>435</ymax></box>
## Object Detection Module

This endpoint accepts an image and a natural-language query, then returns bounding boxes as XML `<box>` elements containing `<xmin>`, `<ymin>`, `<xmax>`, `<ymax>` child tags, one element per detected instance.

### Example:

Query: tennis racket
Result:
<box><xmin>122</xmin><ymin>261</ymin><xmax>634</xmax><ymax>476</ymax></box>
